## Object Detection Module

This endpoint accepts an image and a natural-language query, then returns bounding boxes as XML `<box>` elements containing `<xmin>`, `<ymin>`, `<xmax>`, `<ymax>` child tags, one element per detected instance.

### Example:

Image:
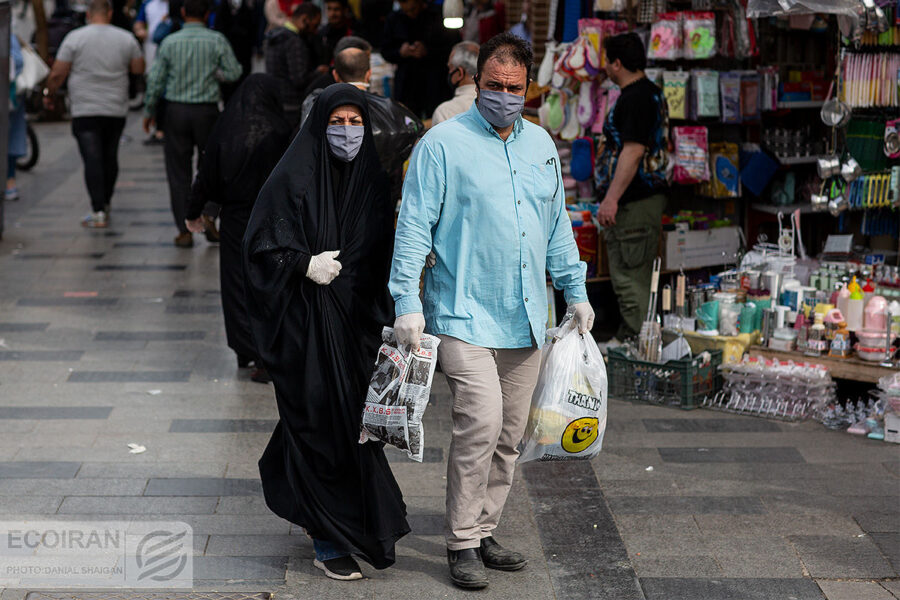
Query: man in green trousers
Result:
<box><xmin>595</xmin><ymin>32</ymin><xmax>669</xmax><ymax>341</ymax></box>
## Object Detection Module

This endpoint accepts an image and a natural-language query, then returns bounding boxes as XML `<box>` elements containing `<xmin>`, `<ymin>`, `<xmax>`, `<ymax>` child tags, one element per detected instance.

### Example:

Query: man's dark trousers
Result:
<box><xmin>163</xmin><ymin>101</ymin><xmax>219</xmax><ymax>234</ymax></box>
<box><xmin>72</xmin><ymin>116</ymin><xmax>127</xmax><ymax>213</ymax></box>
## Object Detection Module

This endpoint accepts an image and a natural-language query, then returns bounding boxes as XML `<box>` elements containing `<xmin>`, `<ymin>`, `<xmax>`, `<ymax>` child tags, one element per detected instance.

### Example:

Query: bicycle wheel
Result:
<box><xmin>16</xmin><ymin>124</ymin><xmax>39</xmax><ymax>172</ymax></box>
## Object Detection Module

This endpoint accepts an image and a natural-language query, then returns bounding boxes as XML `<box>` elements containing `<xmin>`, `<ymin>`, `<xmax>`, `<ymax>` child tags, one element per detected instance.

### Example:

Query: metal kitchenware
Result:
<box><xmin>817</xmin><ymin>155</ymin><xmax>841</xmax><ymax>178</ymax></box>
<box><xmin>875</xmin><ymin>5</ymin><xmax>890</xmax><ymax>33</ymax></box>
<box><xmin>841</xmin><ymin>157</ymin><xmax>863</xmax><ymax>182</ymax></box>
<box><xmin>810</xmin><ymin>193</ymin><xmax>830</xmax><ymax>212</ymax></box>
<box><xmin>828</xmin><ymin>194</ymin><xmax>849</xmax><ymax>216</ymax></box>
<box><xmin>820</xmin><ymin>80</ymin><xmax>852</xmax><ymax>128</ymax></box>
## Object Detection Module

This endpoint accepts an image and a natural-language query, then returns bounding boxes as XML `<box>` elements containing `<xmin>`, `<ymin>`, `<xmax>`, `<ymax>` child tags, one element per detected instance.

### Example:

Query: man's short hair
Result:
<box><xmin>603</xmin><ymin>32</ymin><xmax>646</xmax><ymax>72</ymax></box>
<box><xmin>449</xmin><ymin>41</ymin><xmax>479</xmax><ymax>77</ymax></box>
<box><xmin>292</xmin><ymin>3</ymin><xmax>321</xmax><ymax>18</ymax></box>
<box><xmin>88</xmin><ymin>0</ymin><xmax>112</xmax><ymax>13</ymax></box>
<box><xmin>183</xmin><ymin>0</ymin><xmax>210</xmax><ymax>18</ymax></box>
<box><xmin>334</xmin><ymin>35</ymin><xmax>371</xmax><ymax>55</ymax></box>
<box><xmin>475</xmin><ymin>32</ymin><xmax>533</xmax><ymax>83</ymax></box>
<box><xmin>334</xmin><ymin>47</ymin><xmax>370</xmax><ymax>81</ymax></box>
<box><xmin>325</xmin><ymin>0</ymin><xmax>348</xmax><ymax>7</ymax></box>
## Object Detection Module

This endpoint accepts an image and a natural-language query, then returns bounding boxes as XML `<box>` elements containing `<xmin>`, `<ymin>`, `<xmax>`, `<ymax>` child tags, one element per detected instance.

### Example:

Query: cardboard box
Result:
<box><xmin>662</xmin><ymin>226</ymin><xmax>741</xmax><ymax>271</ymax></box>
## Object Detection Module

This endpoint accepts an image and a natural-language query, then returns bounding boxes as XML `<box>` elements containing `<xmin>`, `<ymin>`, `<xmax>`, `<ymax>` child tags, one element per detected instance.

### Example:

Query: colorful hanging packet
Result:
<box><xmin>683</xmin><ymin>12</ymin><xmax>717</xmax><ymax>59</ymax></box>
<box><xmin>673</xmin><ymin>126</ymin><xmax>710</xmax><ymax>184</ymax></box>
<box><xmin>664</xmin><ymin>71</ymin><xmax>690</xmax><ymax>120</ymax></box>
<box><xmin>649</xmin><ymin>13</ymin><xmax>683</xmax><ymax>60</ymax></box>
<box><xmin>719</xmin><ymin>71</ymin><xmax>742</xmax><ymax>123</ymax></box>
<box><xmin>740</xmin><ymin>71</ymin><xmax>761</xmax><ymax>121</ymax></box>
<box><xmin>692</xmin><ymin>70</ymin><xmax>720</xmax><ymax>118</ymax></box>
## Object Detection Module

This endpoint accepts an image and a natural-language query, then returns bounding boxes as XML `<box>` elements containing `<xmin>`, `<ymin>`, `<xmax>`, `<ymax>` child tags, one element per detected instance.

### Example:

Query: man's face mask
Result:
<box><xmin>326</xmin><ymin>124</ymin><xmax>364</xmax><ymax>162</ymax></box>
<box><xmin>476</xmin><ymin>88</ymin><xmax>525</xmax><ymax>128</ymax></box>
<box><xmin>446</xmin><ymin>67</ymin><xmax>462</xmax><ymax>89</ymax></box>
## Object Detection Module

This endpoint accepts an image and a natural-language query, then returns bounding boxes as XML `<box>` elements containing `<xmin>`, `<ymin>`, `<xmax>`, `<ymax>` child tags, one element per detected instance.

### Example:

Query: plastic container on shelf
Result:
<box><xmin>864</xmin><ymin>296</ymin><xmax>888</xmax><ymax>331</ymax></box>
<box><xmin>607</xmin><ymin>347</ymin><xmax>723</xmax><ymax>410</ymax></box>
<box><xmin>846</xmin><ymin>286</ymin><xmax>865</xmax><ymax>332</ymax></box>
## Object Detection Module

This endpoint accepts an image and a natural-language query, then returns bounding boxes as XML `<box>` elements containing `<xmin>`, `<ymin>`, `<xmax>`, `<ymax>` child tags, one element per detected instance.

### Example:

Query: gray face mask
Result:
<box><xmin>326</xmin><ymin>125</ymin><xmax>364</xmax><ymax>162</ymax></box>
<box><xmin>476</xmin><ymin>89</ymin><xmax>525</xmax><ymax>128</ymax></box>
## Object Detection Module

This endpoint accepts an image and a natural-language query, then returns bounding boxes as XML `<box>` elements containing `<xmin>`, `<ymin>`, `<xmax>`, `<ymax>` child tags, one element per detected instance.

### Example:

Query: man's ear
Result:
<box><xmin>332</xmin><ymin>68</ymin><xmax>342</xmax><ymax>83</ymax></box>
<box><xmin>364</xmin><ymin>68</ymin><xmax>372</xmax><ymax>83</ymax></box>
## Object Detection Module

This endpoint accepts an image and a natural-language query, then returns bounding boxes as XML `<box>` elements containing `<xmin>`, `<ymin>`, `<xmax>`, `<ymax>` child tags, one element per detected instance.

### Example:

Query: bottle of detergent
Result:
<box><xmin>846</xmin><ymin>283</ymin><xmax>865</xmax><ymax>332</ymax></box>
<box><xmin>836</xmin><ymin>282</ymin><xmax>850</xmax><ymax>318</ymax></box>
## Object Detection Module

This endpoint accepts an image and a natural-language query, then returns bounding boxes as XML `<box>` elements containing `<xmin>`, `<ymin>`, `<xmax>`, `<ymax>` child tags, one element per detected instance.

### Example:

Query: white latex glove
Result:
<box><xmin>571</xmin><ymin>302</ymin><xmax>595</xmax><ymax>334</ymax></box>
<box><xmin>425</xmin><ymin>250</ymin><xmax>436</xmax><ymax>268</ymax></box>
<box><xmin>305</xmin><ymin>250</ymin><xmax>342</xmax><ymax>285</ymax></box>
<box><xmin>394</xmin><ymin>312</ymin><xmax>425</xmax><ymax>350</ymax></box>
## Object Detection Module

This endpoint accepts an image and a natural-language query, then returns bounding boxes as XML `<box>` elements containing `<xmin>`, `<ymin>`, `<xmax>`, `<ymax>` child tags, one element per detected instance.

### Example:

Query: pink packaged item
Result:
<box><xmin>649</xmin><ymin>13</ymin><xmax>683</xmax><ymax>60</ymax></box>
<box><xmin>683</xmin><ymin>12</ymin><xmax>716</xmax><ymax>59</ymax></box>
<box><xmin>673</xmin><ymin>126</ymin><xmax>710</xmax><ymax>184</ymax></box>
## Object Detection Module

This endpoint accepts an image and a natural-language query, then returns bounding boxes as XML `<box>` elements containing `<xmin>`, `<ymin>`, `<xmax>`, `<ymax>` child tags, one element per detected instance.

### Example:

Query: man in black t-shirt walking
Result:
<box><xmin>595</xmin><ymin>32</ymin><xmax>669</xmax><ymax>341</ymax></box>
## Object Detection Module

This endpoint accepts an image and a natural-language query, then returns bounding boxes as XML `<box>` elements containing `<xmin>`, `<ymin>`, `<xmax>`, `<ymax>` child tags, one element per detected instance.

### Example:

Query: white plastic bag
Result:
<box><xmin>518</xmin><ymin>317</ymin><xmax>608</xmax><ymax>463</ymax></box>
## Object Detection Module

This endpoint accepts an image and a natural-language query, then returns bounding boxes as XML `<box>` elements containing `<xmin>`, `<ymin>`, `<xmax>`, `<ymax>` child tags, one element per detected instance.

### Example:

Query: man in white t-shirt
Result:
<box><xmin>45</xmin><ymin>0</ymin><xmax>145</xmax><ymax>228</ymax></box>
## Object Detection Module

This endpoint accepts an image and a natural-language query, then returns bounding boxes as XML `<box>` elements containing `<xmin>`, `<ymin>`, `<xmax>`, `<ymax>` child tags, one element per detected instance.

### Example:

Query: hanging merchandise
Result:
<box><xmin>692</xmin><ymin>70</ymin><xmax>721</xmax><ymax>118</ymax></box>
<box><xmin>884</xmin><ymin>117</ymin><xmax>900</xmax><ymax>158</ymax></box>
<box><xmin>664</xmin><ymin>70</ymin><xmax>690</xmax><ymax>120</ymax></box>
<box><xmin>700</xmin><ymin>142</ymin><xmax>741</xmax><ymax>198</ymax></box>
<box><xmin>718</xmin><ymin>0</ymin><xmax>756</xmax><ymax>58</ymax></box>
<box><xmin>578</xmin><ymin>19</ymin><xmax>629</xmax><ymax>65</ymax></box>
<box><xmin>576</xmin><ymin>81</ymin><xmax>598</xmax><ymax>127</ymax></box>
<box><xmin>649</xmin><ymin>13</ymin><xmax>684</xmax><ymax>60</ymax></box>
<box><xmin>758</xmin><ymin>66</ymin><xmax>779</xmax><ymax>111</ymax></box>
<box><xmin>638</xmin><ymin>0</ymin><xmax>667</xmax><ymax>24</ymax></box>
<box><xmin>740</xmin><ymin>71</ymin><xmax>761</xmax><ymax>121</ymax></box>
<box><xmin>673</xmin><ymin>126</ymin><xmax>711</xmax><ymax>184</ymax></box>
<box><xmin>720</xmin><ymin>71</ymin><xmax>743</xmax><ymax>123</ymax></box>
<box><xmin>840</xmin><ymin>51</ymin><xmax>900</xmax><ymax>108</ymax></box>
<box><xmin>683</xmin><ymin>12</ymin><xmax>717</xmax><ymax>59</ymax></box>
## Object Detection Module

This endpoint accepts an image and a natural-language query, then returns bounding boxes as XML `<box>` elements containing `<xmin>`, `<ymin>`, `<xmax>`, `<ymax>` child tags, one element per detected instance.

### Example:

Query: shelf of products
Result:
<box><xmin>747</xmin><ymin>346</ymin><xmax>894</xmax><ymax>383</ymax></box>
<box><xmin>750</xmin><ymin>203</ymin><xmax>817</xmax><ymax>215</ymax></box>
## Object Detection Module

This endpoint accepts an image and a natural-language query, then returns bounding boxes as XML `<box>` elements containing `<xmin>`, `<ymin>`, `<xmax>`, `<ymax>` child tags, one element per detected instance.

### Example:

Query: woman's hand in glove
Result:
<box><xmin>394</xmin><ymin>312</ymin><xmax>425</xmax><ymax>351</ymax></box>
<box><xmin>306</xmin><ymin>250</ymin><xmax>342</xmax><ymax>285</ymax></box>
<box><xmin>571</xmin><ymin>302</ymin><xmax>595</xmax><ymax>334</ymax></box>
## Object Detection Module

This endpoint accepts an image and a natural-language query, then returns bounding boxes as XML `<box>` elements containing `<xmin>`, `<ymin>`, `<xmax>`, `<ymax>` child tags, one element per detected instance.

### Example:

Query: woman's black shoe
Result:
<box><xmin>313</xmin><ymin>556</ymin><xmax>363</xmax><ymax>581</ymax></box>
<box><xmin>250</xmin><ymin>367</ymin><xmax>271</xmax><ymax>384</ymax></box>
<box><xmin>447</xmin><ymin>548</ymin><xmax>488</xmax><ymax>589</ymax></box>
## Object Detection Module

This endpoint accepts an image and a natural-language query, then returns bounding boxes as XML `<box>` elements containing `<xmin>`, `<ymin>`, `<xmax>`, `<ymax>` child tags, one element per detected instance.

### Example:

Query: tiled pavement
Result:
<box><xmin>0</xmin><ymin>117</ymin><xmax>897</xmax><ymax>599</ymax></box>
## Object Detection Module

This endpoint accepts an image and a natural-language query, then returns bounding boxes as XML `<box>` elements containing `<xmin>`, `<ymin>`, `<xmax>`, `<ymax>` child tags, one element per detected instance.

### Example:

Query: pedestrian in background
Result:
<box><xmin>44</xmin><ymin>0</ymin><xmax>145</xmax><ymax>228</ymax></box>
<box><xmin>6</xmin><ymin>34</ymin><xmax>25</xmax><ymax>202</ymax></box>
<box><xmin>186</xmin><ymin>74</ymin><xmax>289</xmax><ymax>383</ymax></box>
<box><xmin>390</xmin><ymin>33</ymin><xmax>594</xmax><ymax>590</ymax></box>
<box><xmin>243</xmin><ymin>84</ymin><xmax>409</xmax><ymax>582</ymax></box>
<box><xmin>381</xmin><ymin>0</ymin><xmax>457</xmax><ymax>118</ymax></box>
<box><xmin>143</xmin><ymin>0</ymin><xmax>243</xmax><ymax>248</ymax></box>
<box><xmin>594</xmin><ymin>32</ymin><xmax>669</xmax><ymax>344</ymax></box>
<box><xmin>319</xmin><ymin>0</ymin><xmax>358</xmax><ymax>62</ymax></box>
<box><xmin>265</xmin><ymin>3</ymin><xmax>326</xmax><ymax>127</ymax></box>
<box><xmin>133</xmin><ymin>0</ymin><xmax>169</xmax><ymax>144</ymax></box>
<box><xmin>431</xmin><ymin>40</ymin><xmax>478</xmax><ymax>125</ymax></box>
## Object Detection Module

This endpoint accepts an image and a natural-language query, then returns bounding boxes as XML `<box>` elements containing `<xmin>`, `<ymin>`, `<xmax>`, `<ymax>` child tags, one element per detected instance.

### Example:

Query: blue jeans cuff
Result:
<box><xmin>313</xmin><ymin>538</ymin><xmax>348</xmax><ymax>562</ymax></box>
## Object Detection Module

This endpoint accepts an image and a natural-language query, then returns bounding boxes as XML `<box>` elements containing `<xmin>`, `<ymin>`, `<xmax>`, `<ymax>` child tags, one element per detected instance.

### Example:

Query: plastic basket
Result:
<box><xmin>607</xmin><ymin>347</ymin><xmax>723</xmax><ymax>410</ymax></box>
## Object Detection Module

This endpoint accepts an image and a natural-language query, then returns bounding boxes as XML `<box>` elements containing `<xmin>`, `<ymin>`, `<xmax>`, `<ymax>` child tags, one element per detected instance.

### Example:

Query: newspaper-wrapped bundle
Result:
<box><xmin>361</xmin><ymin>327</ymin><xmax>440</xmax><ymax>462</ymax></box>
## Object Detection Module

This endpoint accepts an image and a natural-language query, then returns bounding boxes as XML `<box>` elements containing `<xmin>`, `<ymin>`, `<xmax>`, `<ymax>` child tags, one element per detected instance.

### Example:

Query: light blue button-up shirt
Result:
<box><xmin>389</xmin><ymin>103</ymin><xmax>588</xmax><ymax>349</ymax></box>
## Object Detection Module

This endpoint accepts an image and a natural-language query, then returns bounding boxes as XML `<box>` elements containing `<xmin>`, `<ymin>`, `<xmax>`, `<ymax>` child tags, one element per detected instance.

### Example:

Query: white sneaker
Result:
<box><xmin>81</xmin><ymin>211</ymin><xmax>108</xmax><ymax>228</ymax></box>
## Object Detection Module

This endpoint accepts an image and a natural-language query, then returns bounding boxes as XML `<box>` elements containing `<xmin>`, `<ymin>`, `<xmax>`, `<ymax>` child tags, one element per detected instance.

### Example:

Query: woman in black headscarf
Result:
<box><xmin>186</xmin><ymin>74</ymin><xmax>291</xmax><ymax>382</ymax></box>
<box><xmin>242</xmin><ymin>84</ymin><xmax>409</xmax><ymax>580</ymax></box>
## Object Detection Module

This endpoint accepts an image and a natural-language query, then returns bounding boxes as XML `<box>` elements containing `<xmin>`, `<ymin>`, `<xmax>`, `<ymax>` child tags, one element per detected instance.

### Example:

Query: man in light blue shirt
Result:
<box><xmin>389</xmin><ymin>33</ymin><xmax>594</xmax><ymax>590</ymax></box>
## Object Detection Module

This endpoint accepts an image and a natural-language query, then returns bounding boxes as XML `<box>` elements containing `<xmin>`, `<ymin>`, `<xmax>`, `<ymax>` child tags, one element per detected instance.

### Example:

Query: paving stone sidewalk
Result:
<box><xmin>0</xmin><ymin>117</ymin><xmax>897</xmax><ymax>600</ymax></box>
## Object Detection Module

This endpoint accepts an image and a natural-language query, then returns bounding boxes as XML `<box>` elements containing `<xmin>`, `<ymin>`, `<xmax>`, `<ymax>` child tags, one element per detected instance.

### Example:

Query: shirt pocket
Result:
<box><xmin>529</xmin><ymin>163</ymin><xmax>558</xmax><ymax>203</ymax></box>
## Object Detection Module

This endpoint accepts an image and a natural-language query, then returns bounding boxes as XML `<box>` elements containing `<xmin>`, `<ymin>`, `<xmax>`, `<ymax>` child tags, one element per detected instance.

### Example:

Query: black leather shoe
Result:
<box><xmin>479</xmin><ymin>536</ymin><xmax>527</xmax><ymax>571</ymax></box>
<box><xmin>447</xmin><ymin>548</ymin><xmax>488</xmax><ymax>589</ymax></box>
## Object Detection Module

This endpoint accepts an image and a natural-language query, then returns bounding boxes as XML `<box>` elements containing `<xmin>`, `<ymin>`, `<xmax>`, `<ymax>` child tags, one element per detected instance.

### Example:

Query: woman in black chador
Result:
<box><xmin>187</xmin><ymin>74</ymin><xmax>290</xmax><ymax>383</ymax></box>
<box><xmin>242</xmin><ymin>84</ymin><xmax>409</xmax><ymax>580</ymax></box>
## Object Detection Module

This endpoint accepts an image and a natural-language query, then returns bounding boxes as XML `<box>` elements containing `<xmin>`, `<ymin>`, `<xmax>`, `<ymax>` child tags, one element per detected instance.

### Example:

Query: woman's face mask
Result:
<box><xmin>326</xmin><ymin>125</ymin><xmax>364</xmax><ymax>162</ymax></box>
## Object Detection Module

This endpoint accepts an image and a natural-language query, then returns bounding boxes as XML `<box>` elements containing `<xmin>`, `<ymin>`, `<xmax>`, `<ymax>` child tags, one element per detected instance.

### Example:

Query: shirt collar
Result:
<box><xmin>466</xmin><ymin>102</ymin><xmax>524</xmax><ymax>142</ymax></box>
<box><xmin>183</xmin><ymin>22</ymin><xmax>205</xmax><ymax>28</ymax></box>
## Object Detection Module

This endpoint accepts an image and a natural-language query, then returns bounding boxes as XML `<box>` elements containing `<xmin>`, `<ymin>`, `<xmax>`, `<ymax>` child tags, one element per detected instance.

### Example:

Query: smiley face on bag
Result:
<box><xmin>561</xmin><ymin>417</ymin><xmax>600</xmax><ymax>453</ymax></box>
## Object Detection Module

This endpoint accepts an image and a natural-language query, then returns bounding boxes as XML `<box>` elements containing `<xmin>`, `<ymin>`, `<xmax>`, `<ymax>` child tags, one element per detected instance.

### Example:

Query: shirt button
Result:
<box><xmin>525</xmin><ymin>297</ymin><xmax>529</xmax><ymax>302</ymax></box>
<box><xmin>513</xmin><ymin>170</ymin><xmax>517</xmax><ymax>174</ymax></box>
<box><xmin>522</xmin><ymin>263</ymin><xmax>527</xmax><ymax>268</ymax></box>
<box><xmin>521</xmin><ymin>232</ymin><xmax>526</xmax><ymax>237</ymax></box>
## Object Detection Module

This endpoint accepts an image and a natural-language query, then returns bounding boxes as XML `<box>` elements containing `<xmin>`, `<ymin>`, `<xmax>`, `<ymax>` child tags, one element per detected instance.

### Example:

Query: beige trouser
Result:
<box><xmin>437</xmin><ymin>335</ymin><xmax>543</xmax><ymax>550</ymax></box>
